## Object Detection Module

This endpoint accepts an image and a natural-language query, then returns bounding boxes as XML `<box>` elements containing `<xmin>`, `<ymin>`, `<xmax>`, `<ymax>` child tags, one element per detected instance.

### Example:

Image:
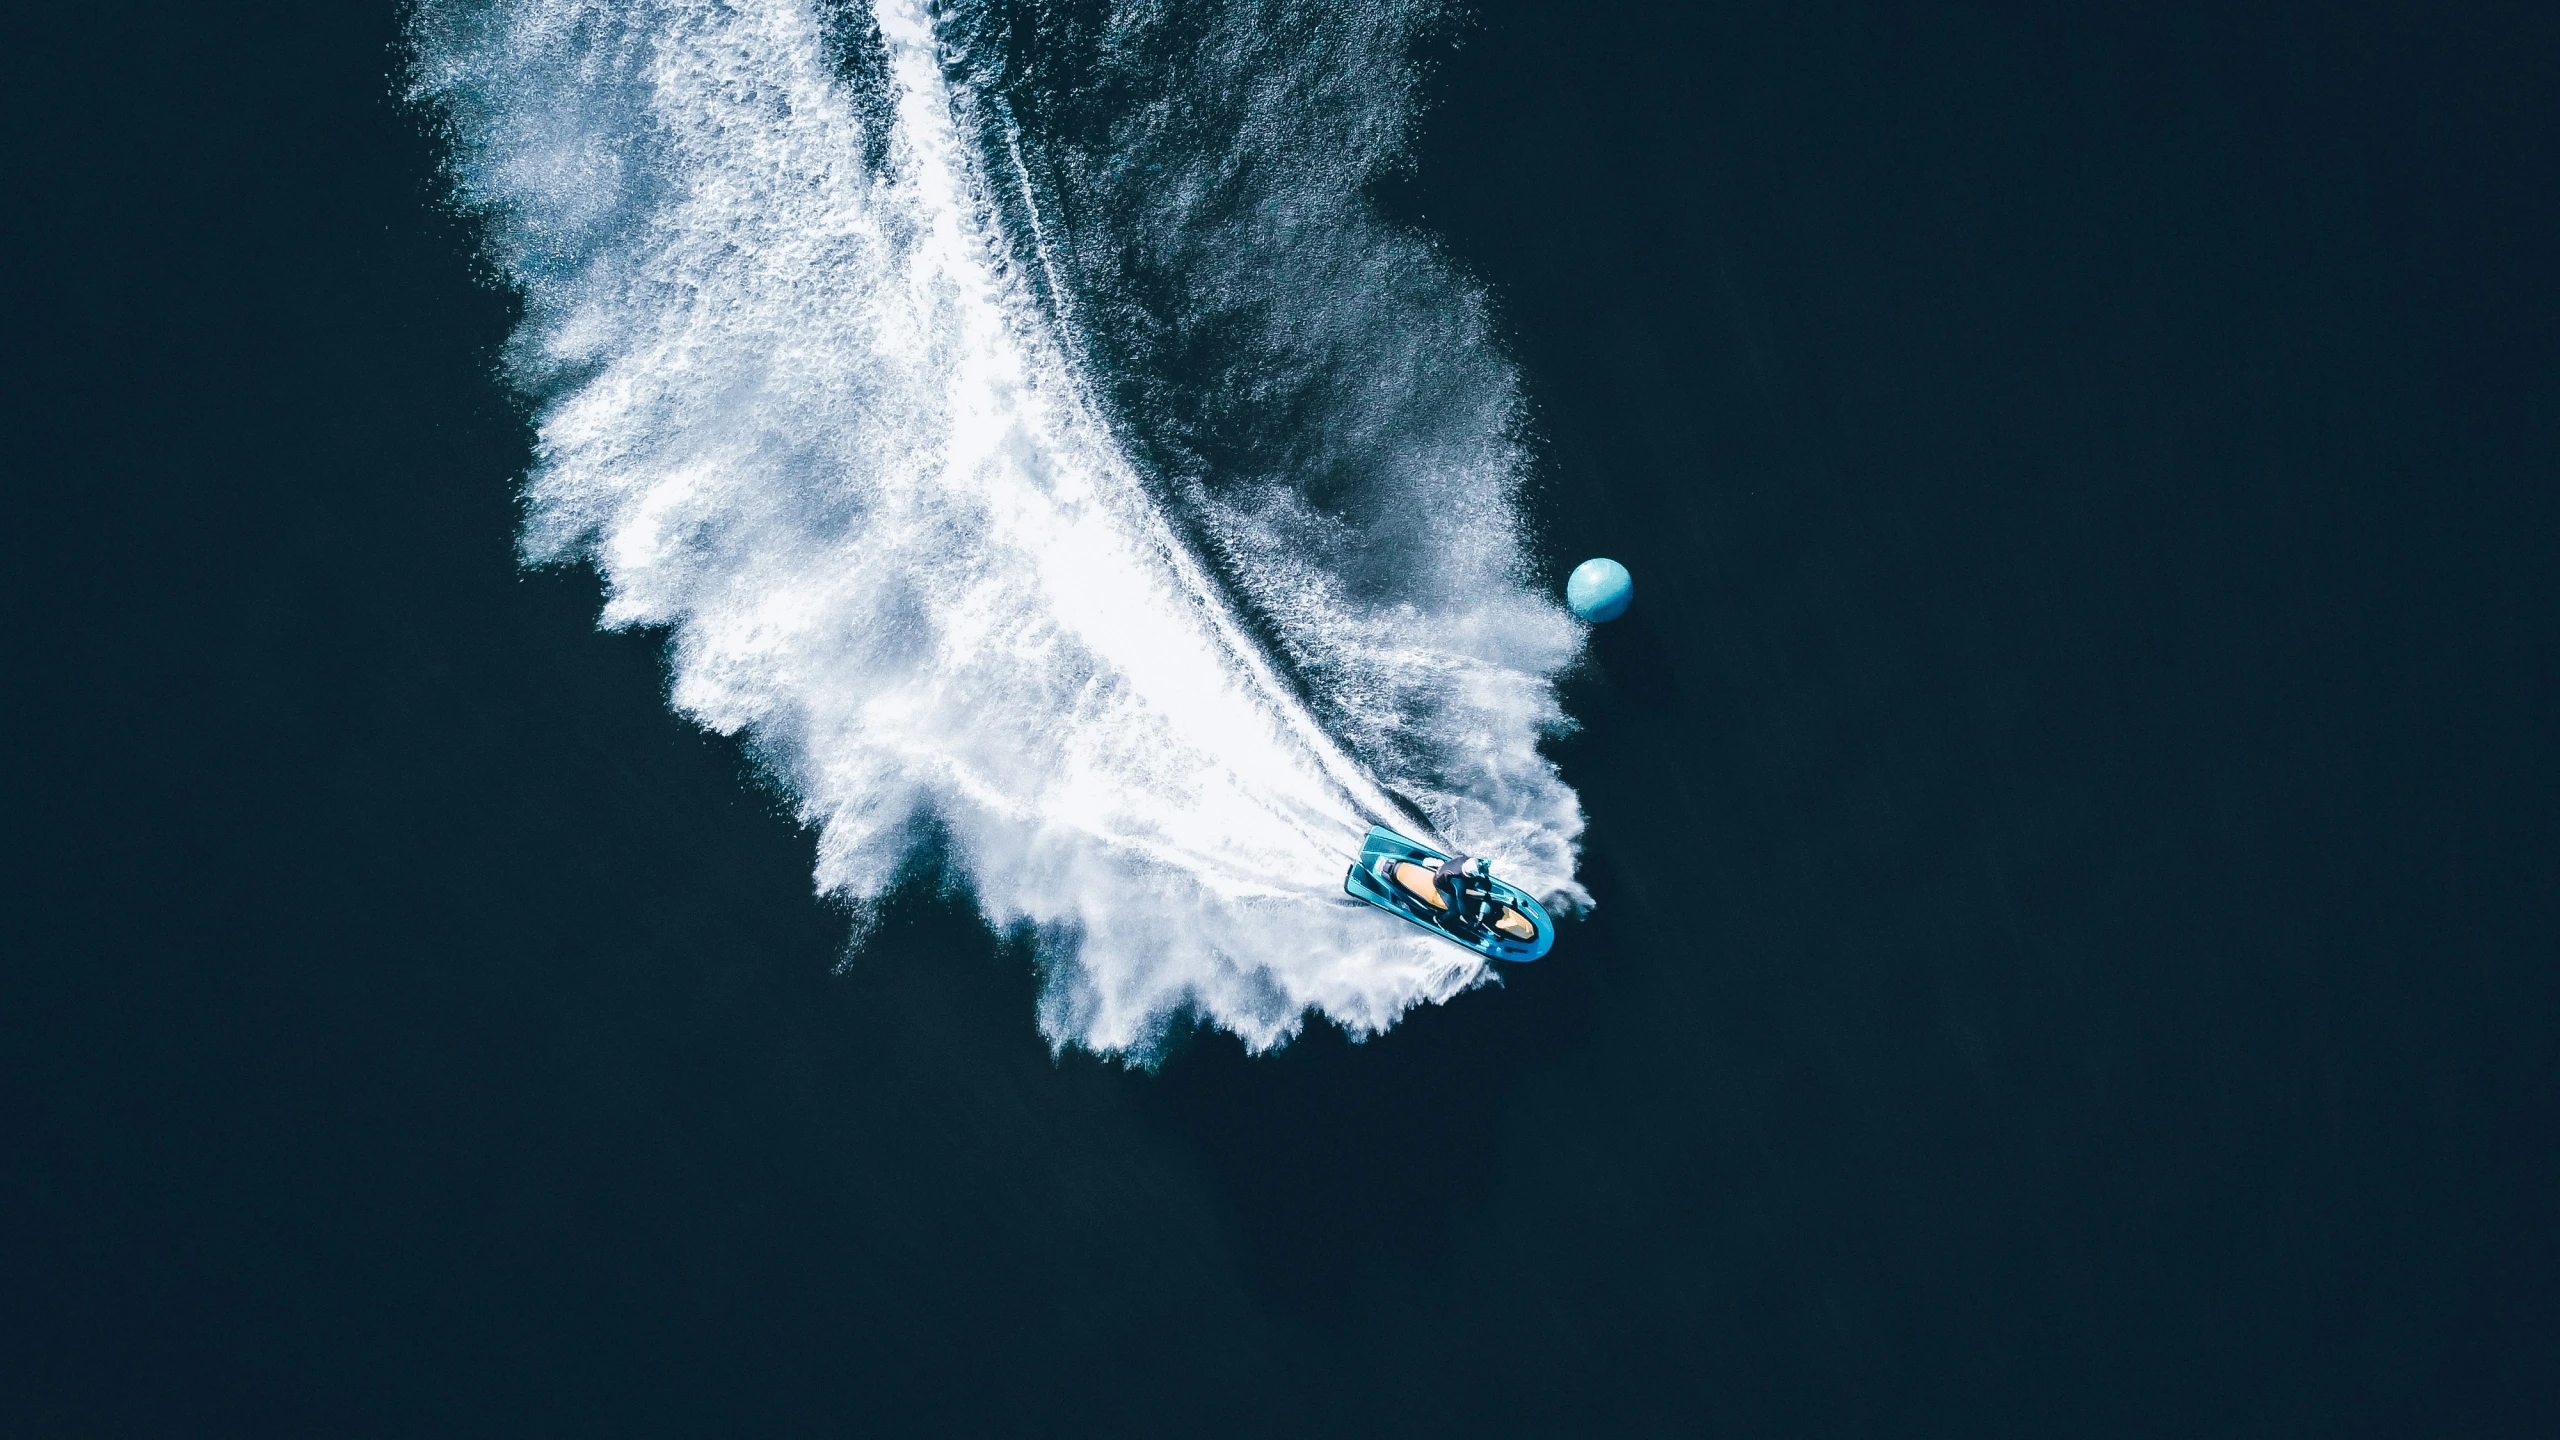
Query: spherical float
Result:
<box><xmin>1565</xmin><ymin>557</ymin><xmax>1633</xmax><ymax>623</ymax></box>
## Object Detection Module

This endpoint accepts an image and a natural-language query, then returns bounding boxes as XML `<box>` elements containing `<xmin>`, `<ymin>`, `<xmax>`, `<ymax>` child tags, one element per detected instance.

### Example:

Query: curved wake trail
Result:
<box><xmin>412</xmin><ymin>0</ymin><xmax>1587</xmax><ymax>1056</ymax></box>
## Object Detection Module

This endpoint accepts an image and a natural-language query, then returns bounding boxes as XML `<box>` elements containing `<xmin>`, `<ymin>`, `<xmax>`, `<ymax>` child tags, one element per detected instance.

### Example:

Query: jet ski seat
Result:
<box><xmin>1391</xmin><ymin>861</ymin><xmax>1447</xmax><ymax>909</ymax></box>
<box><xmin>1393</xmin><ymin>859</ymin><xmax>1538</xmax><ymax>939</ymax></box>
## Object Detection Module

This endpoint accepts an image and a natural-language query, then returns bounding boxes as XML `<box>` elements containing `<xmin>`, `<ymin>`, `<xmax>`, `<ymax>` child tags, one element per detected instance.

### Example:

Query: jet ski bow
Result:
<box><xmin>1343</xmin><ymin>825</ymin><xmax>1555</xmax><ymax>962</ymax></box>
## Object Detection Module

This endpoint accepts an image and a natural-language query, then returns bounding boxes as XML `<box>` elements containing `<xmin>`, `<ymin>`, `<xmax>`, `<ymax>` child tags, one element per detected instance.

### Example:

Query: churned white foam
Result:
<box><xmin>411</xmin><ymin>0</ymin><xmax>1587</xmax><ymax>1056</ymax></box>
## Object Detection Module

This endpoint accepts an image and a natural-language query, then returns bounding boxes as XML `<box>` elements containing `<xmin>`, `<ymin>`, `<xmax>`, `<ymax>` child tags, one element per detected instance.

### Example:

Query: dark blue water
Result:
<box><xmin>9</xmin><ymin>1</ymin><xmax>2556</xmax><ymax>1434</ymax></box>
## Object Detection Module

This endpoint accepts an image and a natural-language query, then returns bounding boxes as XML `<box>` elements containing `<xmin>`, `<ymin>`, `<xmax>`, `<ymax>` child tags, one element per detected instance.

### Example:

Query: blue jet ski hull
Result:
<box><xmin>1343</xmin><ymin>825</ymin><xmax>1555</xmax><ymax>962</ymax></box>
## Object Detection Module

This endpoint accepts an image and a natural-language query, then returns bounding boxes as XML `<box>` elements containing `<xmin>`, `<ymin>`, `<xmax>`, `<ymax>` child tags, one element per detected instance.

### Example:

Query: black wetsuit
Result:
<box><xmin>1433</xmin><ymin>855</ymin><xmax>1493</xmax><ymax>930</ymax></box>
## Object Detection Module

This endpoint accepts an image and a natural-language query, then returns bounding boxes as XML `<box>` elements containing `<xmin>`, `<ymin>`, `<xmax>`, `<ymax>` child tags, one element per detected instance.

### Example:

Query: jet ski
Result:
<box><xmin>1343</xmin><ymin>825</ymin><xmax>1555</xmax><ymax>962</ymax></box>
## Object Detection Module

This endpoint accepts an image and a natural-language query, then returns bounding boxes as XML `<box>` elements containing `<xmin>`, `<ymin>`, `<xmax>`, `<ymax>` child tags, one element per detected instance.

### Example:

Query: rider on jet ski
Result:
<box><xmin>1433</xmin><ymin>855</ymin><xmax>1496</xmax><ymax>932</ymax></box>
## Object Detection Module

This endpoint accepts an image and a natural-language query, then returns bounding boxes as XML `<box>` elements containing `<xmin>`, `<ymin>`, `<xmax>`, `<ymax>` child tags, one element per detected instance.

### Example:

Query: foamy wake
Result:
<box><xmin>411</xmin><ymin>0</ymin><xmax>1587</xmax><ymax>1056</ymax></box>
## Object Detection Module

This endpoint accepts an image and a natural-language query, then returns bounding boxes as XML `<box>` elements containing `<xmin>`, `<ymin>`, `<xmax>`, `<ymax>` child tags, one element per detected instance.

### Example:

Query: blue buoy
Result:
<box><xmin>1565</xmin><ymin>557</ymin><xmax>1634</xmax><ymax>623</ymax></box>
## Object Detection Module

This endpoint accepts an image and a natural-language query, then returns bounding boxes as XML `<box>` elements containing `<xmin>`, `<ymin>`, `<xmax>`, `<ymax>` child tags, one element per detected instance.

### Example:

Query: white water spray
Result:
<box><xmin>412</xmin><ymin>0</ymin><xmax>1587</xmax><ymax>1056</ymax></box>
